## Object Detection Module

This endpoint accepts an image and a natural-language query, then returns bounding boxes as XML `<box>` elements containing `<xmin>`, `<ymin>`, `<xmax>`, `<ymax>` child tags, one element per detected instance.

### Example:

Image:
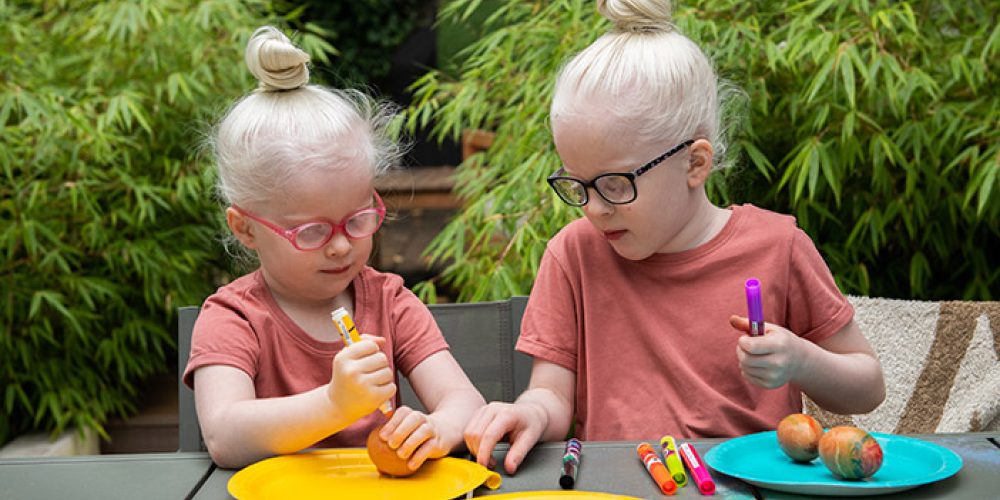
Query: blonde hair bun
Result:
<box><xmin>598</xmin><ymin>0</ymin><xmax>673</xmax><ymax>33</ymax></box>
<box><xmin>245</xmin><ymin>26</ymin><xmax>311</xmax><ymax>91</ymax></box>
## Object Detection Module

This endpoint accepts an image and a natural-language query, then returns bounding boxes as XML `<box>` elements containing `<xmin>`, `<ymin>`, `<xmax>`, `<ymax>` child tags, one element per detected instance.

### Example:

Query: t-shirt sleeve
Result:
<box><xmin>182</xmin><ymin>295</ymin><xmax>260</xmax><ymax>389</ymax></box>
<box><xmin>389</xmin><ymin>286</ymin><xmax>449</xmax><ymax>377</ymax></box>
<box><xmin>516</xmin><ymin>245</ymin><xmax>579</xmax><ymax>372</ymax></box>
<box><xmin>785</xmin><ymin>228</ymin><xmax>854</xmax><ymax>343</ymax></box>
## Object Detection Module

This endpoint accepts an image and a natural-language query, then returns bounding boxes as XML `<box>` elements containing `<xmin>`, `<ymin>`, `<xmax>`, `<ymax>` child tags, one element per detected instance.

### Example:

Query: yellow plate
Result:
<box><xmin>482</xmin><ymin>492</ymin><xmax>642</xmax><ymax>499</ymax></box>
<box><xmin>228</xmin><ymin>449</ymin><xmax>501</xmax><ymax>500</ymax></box>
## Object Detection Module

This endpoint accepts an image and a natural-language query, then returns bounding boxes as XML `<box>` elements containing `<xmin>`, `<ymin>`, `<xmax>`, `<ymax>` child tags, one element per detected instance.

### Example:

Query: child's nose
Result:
<box><xmin>324</xmin><ymin>230</ymin><xmax>353</xmax><ymax>256</ymax></box>
<box><xmin>583</xmin><ymin>189</ymin><xmax>615</xmax><ymax>217</ymax></box>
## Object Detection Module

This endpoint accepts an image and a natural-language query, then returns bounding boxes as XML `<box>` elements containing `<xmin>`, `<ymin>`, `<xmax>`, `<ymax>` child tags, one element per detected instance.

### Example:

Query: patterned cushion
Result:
<box><xmin>805</xmin><ymin>296</ymin><xmax>1000</xmax><ymax>433</ymax></box>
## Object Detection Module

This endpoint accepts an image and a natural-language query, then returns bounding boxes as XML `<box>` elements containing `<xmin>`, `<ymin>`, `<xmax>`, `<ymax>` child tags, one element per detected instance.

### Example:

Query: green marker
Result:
<box><xmin>660</xmin><ymin>435</ymin><xmax>688</xmax><ymax>487</ymax></box>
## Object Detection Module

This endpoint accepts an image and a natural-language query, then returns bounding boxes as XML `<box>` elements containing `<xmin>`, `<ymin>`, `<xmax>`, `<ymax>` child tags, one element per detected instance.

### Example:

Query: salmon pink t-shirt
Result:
<box><xmin>516</xmin><ymin>204</ymin><xmax>853</xmax><ymax>441</ymax></box>
<box><xmin>183</xmin><ymin>266</ymin><xmax>448</xmax><ymax>448</ymax></box>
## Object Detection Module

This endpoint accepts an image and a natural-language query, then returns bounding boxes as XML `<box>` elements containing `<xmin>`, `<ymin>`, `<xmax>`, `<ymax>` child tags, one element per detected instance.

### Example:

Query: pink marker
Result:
<box><xmin>745</xmin><ymin>278</ymin><xmax>765</xmax><ymax>336</ymax></box>
<box><xmin>679</xmin><ymin>442</ymin><xmax>715</xmax><ymax>495</ymax></box>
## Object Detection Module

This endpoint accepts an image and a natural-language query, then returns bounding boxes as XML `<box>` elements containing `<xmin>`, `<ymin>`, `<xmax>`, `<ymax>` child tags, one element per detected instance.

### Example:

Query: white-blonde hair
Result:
<box><xmin>212</xmin><ymin>26</ymin><xmax>403</xmax><ymax>208</ymax></box>
<box><xmin>552</xmin><ymin>0</ymin><xmax>729</xmax><ymax>167</ymax></box>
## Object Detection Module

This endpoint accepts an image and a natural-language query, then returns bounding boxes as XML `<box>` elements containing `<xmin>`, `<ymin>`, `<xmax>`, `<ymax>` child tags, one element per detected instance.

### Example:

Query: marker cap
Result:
<box><xmin>745</xmin><ymin>278</ymin><xmax>764</xmax><ymax>323</ymax></box>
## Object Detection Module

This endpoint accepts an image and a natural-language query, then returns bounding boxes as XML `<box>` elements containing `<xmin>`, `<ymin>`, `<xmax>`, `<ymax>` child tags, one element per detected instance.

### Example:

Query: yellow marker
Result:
<box><xmin>660</xmin><ymin>435</ymin><xmax>688</xmax><ymax>487</ymax></box>
<box><xmin>331</xmin><ymin>307</ymin><xmax>393</xmax><ymax>415</ymax></box>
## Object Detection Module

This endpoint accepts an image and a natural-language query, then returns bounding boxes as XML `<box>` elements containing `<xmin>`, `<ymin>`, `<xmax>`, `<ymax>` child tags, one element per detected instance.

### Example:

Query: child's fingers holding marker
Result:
<box><xmin>358</xmin><ymin>333</ymin><xmax>387</xmax><ymax>347</ymax></box>
<box><xmin>737</xmin><ymin>325</ymin><xmax>808</xmax><ymax>388</ymax></box>
<box><xmin>348</xmin><ymin>350</ymin><xmax>392</xmax><ymax>375</ymax></box>
<box><xmin>341</xmin><ymin>336</ymin><xmax>387</xmax><ymax>360</ymax></box>
<box><xmin>729</xmin><ymin>314</ymin><xmax>752</xmax><ymax>334</ymax></box>
<box><xmin>736</xmin><ymin>328</ymin><xmax>779</xmax><ymax>355</ymax></box>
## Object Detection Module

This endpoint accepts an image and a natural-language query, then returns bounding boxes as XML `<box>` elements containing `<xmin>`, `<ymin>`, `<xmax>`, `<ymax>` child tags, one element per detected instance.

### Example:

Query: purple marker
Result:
<box><xmin>745</xmin><ymin>278</ymin><xmax>765</xmax><ymax>336</ymax></box>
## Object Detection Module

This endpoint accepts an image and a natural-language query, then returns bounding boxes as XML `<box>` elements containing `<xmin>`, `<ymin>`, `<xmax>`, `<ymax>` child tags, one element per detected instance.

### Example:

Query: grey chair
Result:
<box><xmin>176</xmin><ymin>297</ymin><xmax>530</xmax><ymax>452</ymax></box>
<box><xmin>177</xmin><ymin>306</ymin><xmax>203</xmax><ymax>452</ymax></box>
<box><xmin>399</xmin><ymin>297</ymin><xmax>531</xmax><ymax>411</ymax></box>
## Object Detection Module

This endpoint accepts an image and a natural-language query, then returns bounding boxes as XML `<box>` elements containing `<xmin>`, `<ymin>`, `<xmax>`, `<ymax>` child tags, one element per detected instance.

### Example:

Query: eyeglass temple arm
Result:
<box><xmin>634</xmin><ymin>139</ymin><xmax>695</xmax><ymax>176</ymax></box>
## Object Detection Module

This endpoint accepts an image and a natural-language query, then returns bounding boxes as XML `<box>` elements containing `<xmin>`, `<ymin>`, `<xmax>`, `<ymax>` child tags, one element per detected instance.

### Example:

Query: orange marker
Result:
<box><xmin>637</xmin><ymin>442</ymin><xmax>677</xmax><ymax>495</ymax></box>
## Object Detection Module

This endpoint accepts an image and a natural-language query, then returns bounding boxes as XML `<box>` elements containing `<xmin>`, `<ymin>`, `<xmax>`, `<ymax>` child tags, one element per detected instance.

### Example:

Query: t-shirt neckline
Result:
<box><xmin>253</xmin><ymin>268</ymin><xmax>369</xmax><ymax>352</ymax></box>
<box><xmin>634</xmin><ymin>204</ymin><xmax>748</xmax><ymax>266</ymax></box>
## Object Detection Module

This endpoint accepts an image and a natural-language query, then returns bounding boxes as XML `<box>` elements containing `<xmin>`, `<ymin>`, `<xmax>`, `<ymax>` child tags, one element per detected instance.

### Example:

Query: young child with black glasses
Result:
<box><xmin>183</xmin><ymin>26</ymin><xmax>484</xmax><ymax>469</ymax></box>
<box><xmin>463</xmin><ymin>0</ymin><xmax>885</xmax><ymax>474</ymax></box>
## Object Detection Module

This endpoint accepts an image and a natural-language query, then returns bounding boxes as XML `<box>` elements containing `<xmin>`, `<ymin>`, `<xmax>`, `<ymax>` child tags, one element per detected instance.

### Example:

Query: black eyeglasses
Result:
<box><xmin>547</xmin><ymin>139</ymin><xmax>694</xmax><ymax>206</ymax></box>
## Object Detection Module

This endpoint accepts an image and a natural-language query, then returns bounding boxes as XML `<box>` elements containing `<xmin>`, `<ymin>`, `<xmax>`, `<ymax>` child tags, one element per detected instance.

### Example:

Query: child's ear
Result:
<box><xmin>226</xmin><ymin>207</ymin><xmax>258</xmax><ymax>249</ymax></box>
<box><xmin>686</xmin><ymin>139</ymin><xmax>714</xmax><ymax>189</ymax></box>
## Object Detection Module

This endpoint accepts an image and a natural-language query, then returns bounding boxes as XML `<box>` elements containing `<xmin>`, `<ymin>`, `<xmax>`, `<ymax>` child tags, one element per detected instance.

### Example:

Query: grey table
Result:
<box><xmin>0</xmin><ymin>452</ymin><xmax>214</xmax><ymax>500</ymax></box>
<box><xmin>194</xmin><ymin>433</ymin><xmax>1000</xmax><ymax>499</ymax></box>
<box><xmin>474</xmin><ymin>439</ymin><xmax>755</xmax><ymax>498</ymax></box>
<box><xmin>472</xmin><ymin>434</ymin><xmax>1000</xmax><ymax>499</ymax></box>
<box><xmin>2</xmin><ymin>434</ymin><xmax>995</xmax><ymax>499</ymax></box>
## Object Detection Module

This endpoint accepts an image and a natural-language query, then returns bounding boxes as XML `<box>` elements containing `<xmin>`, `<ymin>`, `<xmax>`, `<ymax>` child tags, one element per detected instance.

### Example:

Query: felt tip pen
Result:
<box><xmin>559</xmin><ymin>438</ymin><xmax>582</xmax><ymax>489</ymax></box>
<box><xmin>331</xmin><ymin>307</ymin><xmax>394</xmax><ymax>416</ymax></box>
<box><xmin>637</xmin><ymin>442</ymin><xmax>677</xmax><ymax>495</ymax></box>
<box><xmin>659</xmin><ymin>436</ymin><xmax>688</xmax><ymax>487</ymax></box>
<box><xmin>745</xmin><ymin>278</ymin><xmax>765</xmax><ymax>337</ymax></box>
<box><xmin>678</xmin><ymin>442</ymin><xmax>716</xmax><ymax>495</ymax></box>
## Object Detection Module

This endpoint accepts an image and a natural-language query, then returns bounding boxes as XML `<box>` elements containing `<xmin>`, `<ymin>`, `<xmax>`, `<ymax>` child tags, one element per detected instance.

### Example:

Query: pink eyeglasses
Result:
<box><xmin>231</xmin><ymin>192</ymin><xmax>386</xmax><ymax>251</ymax></box>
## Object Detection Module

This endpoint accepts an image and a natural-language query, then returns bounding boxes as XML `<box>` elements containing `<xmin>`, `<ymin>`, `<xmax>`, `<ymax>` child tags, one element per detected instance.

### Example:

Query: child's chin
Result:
<box><xmin>609</xmin><ymin>242</ymin><xmax>651</xmax><ymax>261</ymax></box>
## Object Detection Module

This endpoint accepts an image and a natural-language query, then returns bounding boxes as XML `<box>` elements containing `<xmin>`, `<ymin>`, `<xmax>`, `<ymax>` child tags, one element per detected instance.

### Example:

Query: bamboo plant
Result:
<box><xmin>0</xmin><ymin>0</ymin><xmax>334</xmax><ymax>445</ymax></box>
<box><xmin>407</xmin><ymin>0</ymin><xmax>998</xmax><ymax>302</ymax></box>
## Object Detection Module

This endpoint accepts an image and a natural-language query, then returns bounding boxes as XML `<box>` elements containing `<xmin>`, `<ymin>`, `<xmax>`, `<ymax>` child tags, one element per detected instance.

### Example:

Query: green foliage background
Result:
<box><xmin>0</xmin><ymin>0</ymin><xmax>335</xmax><ymax>445</ymax></box>
<box><xmin>409</xmin><ymin>0</ymin><xmax>999</xmax><ymax>303</ymax></box>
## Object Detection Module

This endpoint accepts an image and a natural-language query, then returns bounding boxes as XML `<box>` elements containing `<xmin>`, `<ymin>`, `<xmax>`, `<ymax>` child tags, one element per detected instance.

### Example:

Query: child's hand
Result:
<box><xmin>328</xmin><ymin>334</ymin><xmax>395</xmax><ymax>422</ymax></box>
<box><xmin>729</xmin><ymin>315</ymin><xmax>806</xmax><ymax>389</ymax></box>
<box><xmin>464</xmin><ymin>401</ymin><xmax>547</xmax><ymax>474</ymax></box>
<box><xmin>377</xmin><ymin>406</ymin><xmax>449</xmax><ymax>470</ymax></box>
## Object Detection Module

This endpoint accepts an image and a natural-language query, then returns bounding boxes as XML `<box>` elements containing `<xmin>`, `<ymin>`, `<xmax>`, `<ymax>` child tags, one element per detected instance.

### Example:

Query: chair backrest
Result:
<box><xmin>400</xmin><ymin>297</ymin><xmax>531</xmax><ymax>411</ymax></box>
<box><xmin>176</xmin><ymin>297</ymin><xmax>530</xmax><ymax>451</ymax></box>
<box><xmin>177</xmin><ymin>306</ymin><xmax>203</xmax><ymax>452</ymax></box>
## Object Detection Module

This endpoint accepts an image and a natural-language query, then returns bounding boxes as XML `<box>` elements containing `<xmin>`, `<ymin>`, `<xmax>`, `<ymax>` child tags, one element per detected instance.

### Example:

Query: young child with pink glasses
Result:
<box><xmin>183</xmin><ymin>26</ymin><xmax>484</xmax><ymax>469</ymax></box>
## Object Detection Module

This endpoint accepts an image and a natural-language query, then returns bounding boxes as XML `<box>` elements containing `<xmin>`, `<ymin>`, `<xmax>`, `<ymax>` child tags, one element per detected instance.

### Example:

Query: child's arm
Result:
<box><xmin>193</xmin><ymin>336</ymin><xmax>394</xmax><ymax>468</ymax></box>
<box><xmin>731</xmin><ymin>316</ymin><xmax>885</xmax><ymax>414</ymax></box>
<box><xmin>464</xmin><ymin>359</ymin><xmax>575</xmax><ymax>474</ymax></box>
<box><xmin>376</xmin><ymin>351</ymin><xmax>486</xmax><ymax>470</ymax></box>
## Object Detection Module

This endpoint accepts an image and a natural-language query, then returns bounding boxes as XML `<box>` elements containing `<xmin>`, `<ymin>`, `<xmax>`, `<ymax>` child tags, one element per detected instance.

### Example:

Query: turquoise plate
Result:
<box><xmin>703</xmin><ymin>431</ymin><xmax>962</xmax><ymax>497</ymax></box>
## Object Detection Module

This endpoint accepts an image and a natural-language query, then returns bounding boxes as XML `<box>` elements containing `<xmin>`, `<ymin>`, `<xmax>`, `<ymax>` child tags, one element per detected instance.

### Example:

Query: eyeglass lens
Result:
<box><xmin>551</xmin><ymin>175</ymin><xmax>635</xmax><ymax>206</ymax></box>
<box><xmin>294</xmin><ymin>211</ymin><xmax>381</xmax><ymax>249</ymax></box>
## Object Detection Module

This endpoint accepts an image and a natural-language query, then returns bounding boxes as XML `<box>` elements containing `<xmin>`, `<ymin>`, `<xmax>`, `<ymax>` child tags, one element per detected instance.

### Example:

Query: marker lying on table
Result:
<box><xmin>637</xmin><ymin>442</ymin><xmax>677</xmax><ymax>495</ymax></box>
<box><xmin>679</xmin><ymin>442</ymin><xmax>715</xmax><ymax>495</ymax></box>
<box><xmin>745</xmin><ymin>278</ymin><xmax>765</xmax><ymax>337</ymax></box>
<box><xmin>659</xmin><ymin>436</ymin><xmax>687</xmax><ymax>487</ymax></box>
<box><xmin>559</xmin><ymin>438</ymin><xmax>582</xmax><ymax>489</ymax></box>
<box><xmin>331</xmin><ymin>307</ymin><xmax>394</xmax><ymax>416</ymax></box>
